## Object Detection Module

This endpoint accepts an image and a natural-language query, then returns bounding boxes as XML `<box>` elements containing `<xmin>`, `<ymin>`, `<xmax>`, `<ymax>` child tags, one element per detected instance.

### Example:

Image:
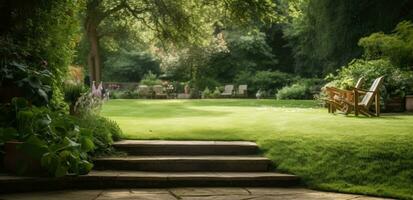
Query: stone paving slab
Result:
<box><xmin>0</xmin><ymin>188</ymin><xmax>394</xmax><ymax>200</ymax></box>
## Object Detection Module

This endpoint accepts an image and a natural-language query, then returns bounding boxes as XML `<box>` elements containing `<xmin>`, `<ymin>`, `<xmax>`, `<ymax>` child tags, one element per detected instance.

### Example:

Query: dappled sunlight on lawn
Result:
<box><xmin>102</xmin><ymin>99</ymin><xmax>413</xmax><ymax>140</ymax></box>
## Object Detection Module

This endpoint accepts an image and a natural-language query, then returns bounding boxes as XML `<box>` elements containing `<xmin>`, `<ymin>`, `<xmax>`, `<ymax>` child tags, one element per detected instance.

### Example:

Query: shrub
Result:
<box><xmin>276</xmin><ymin>83</ymin><xmax>309</xmax><ymax>100</ymax></box>
<box><xmin>235</xmin><ymin>70</ymin><xmax>294</xmax><ymax>96</ymax></box>
<box><xmin>74</xmin><ymin>115</ymin><xmax>123</xmax><ymax>155</ymax></box>
<box><xmin>0</xmin><ymin>98</ymin><xmax>95</xmax><ymax>177</ymax></box>
<box><xmin>212</xmin><ymin>87</ymin><xmax>222</xmax><ymax>98</ymax></box>
<box><xmin>74</xmin><ymin>92</ymin><xmax>103</xmax><ymax>116</ymax></box>
<box><xmin>63</xmin><ymin>83</ymin><xmax>86</xmax><ymax>115</ymax></box>
<box><xmin>276</xmin><ymin>78</ymin><xmax>325</xmax><ymax>100</ymax></box>
<box><xmin>124</xmin><ymin>90</ymin><xmax>140</xmax><ymax>99</ymax></box>
<box><xmin>109</xmin><ymin>89</ymin><xmax>140</xmax><ymax>99</ymax></box>
<box><xmin>192</xmin><ymin>78</ymin><xmax>220</xmax><ymax>92</ymax></box>
<box><xmin>140</xmin><ymin>71</ymin><xmax>162</xmax><ymax>86</ymax></box>
<box><xmin>358</xmin><ymin>21</ymin><xmax>413</xmax><ymax>69</ymax></box>
<box><xmin>190</xmin><ymin>88</ymin><xmax>201</xmax><ymax>99</ymax></box>
<box><xmin>202</xmin><ymin>87</ymin><xmax>211</xmax><ymax>99</ymax></box>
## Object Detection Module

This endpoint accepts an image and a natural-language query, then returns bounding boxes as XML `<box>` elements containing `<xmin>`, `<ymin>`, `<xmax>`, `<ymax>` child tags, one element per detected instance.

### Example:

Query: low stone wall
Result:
<box><xmin>103</xmin><ymin>82</ymin><xmax>139</xmax><ymax>90</ymax></box>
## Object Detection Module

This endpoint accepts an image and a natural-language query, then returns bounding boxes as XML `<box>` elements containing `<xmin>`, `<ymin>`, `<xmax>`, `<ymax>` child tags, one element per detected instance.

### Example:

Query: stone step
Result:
<box><xmin>94</xmin><ymin>156</ymin><xmax>271</xmax><ymax>172</ymax></box>
<box><xmin>113</xmin><ymin>140</ymin><xmax>259</xmax><ymax>155</ymax></box>
<box><xmin>0</xmin><ymin>171</ymin><xmax>300</xmax><ymax>193</ymax></box>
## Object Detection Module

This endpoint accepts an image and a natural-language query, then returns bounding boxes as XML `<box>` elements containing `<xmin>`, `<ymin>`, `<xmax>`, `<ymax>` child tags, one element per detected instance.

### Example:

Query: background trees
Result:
<box><xmin>281</xmin><ymin>0</ymin><xmax>413</xmax><ymax>76</ymax></box>
<box><xmin>80</xmin><ymin>0</ymin><xmax>277</xmax><ymax>84</ymax></box>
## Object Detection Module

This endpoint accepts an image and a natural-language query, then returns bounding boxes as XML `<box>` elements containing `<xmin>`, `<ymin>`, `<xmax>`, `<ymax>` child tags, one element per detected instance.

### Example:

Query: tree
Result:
<box><xmin>281</xmin><ymin>0</ymin><xmax>413</xmax><ymax>77</ymax></box>
<box><xmin>83</xmin><ymin>0</ymin><xmax>277</xmax><ymax>84</ymax></box>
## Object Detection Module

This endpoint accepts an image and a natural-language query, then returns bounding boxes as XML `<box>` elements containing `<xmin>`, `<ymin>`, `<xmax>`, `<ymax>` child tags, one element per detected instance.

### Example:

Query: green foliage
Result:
<box><xmin>74</xmin><ymin>115</ymin><xmax>123</xmax><ymax>154</ymax></box>
<box><xmin>0</xmin><ymin>60</ymin><xmax>53</xmax><ymax>105</ymax></box>
<box><xmin>103</xmin><ymin>49</ymin><xmax>161</xmax><ymax>82</ymax></box>
<box><xmin>212</xmin><ymin>87</ymin><xmax>222</xmax><ymax>98</ymax></box>
<box><xmin>0</xmin><ymin>0</ymin><xmax>124</xmax><ymax>177</ymax></box>
<box><xmin>0</xmin><ymin>98</ymin><xmax>94</xmax><ymax>177</ymax></box>
<box><xmin>326</xmin><ymin>59</ymin><xmax>413</xmax><ymax>99</ymax></box>
<box><xmin>110</xmin><ymin>89</ymin><xmax>140</xmax><ymax>99</ymax></box>
<box><xmin>277</xmin><ymin>84</ymin><xmax>309</xmax><ymax>100</ymax></box>
<box><xmin>74</xmin><ymin>93</ymin><xmax>103</xmax><ymax>116</ymax></box>
<box><xmin>202</xmin><ymin>88</ymin><xmax>211</xmax><ymax>99</ymax></box>
<box><xmin>140</xmin><ymin>71</ymin><xmax>162</xmax><ymax>86</ymax></box>
<box><xmin>358</xmin><ymin>21</ymin><xmax>413</xmax><ymax>69</ymax></box>
<box><xmin>63</xmin><ymin>83</ymin><xmax>86</xmax><ymax>105</ymax></box>
<box><xmin>207</xmin><ymin>31</ymin><xmax>278</xmax><ymax>79</ymax></box>
<box><xmin>189</xmin><ymin>88</ymin><xmax>201</xmax><ymax>99</ymax></box>
<box><xmin>282</xmin><ymin>0</ymin><xmax>413</xmax><ymax>76</ymax></box>
<box><xmin>235</xmin><ymin>70</ymin><xmax>294</xmax><ymax>96</ymax></box>
<box><xmin>1</xmin><ymin>0</ymin><xmax>82</xmax><ymax>107</ymax></box>
<box><xmin>202</xmin><ymin>87</ymin><xmax>222</xmax><ymax>99</ymax></box>
<box><xmin>277</xmin><ymin>78</ymin><xmax>324</xmax><ymax>100</ymax></box>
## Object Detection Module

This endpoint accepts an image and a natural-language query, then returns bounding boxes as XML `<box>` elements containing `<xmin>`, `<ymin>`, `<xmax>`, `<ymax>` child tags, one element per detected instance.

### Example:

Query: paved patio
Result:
<box><xmin>0</xmin><ymin>187</ymin><xmax>393</xmax><ymax>200</ymax></box>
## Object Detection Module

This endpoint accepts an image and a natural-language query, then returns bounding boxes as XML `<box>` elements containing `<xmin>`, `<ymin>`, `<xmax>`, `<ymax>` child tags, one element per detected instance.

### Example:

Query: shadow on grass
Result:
<box><xmin>340</xmin><ymin>113</ymin><xmax>410</xmax><ymax>120</ymax></box>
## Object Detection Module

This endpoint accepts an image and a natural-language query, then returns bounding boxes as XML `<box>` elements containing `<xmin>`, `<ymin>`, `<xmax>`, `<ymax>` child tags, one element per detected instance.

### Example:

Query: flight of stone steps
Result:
<box><xmin>90</xmin><ymin>140</ymin><xmax>300</xmax><ymax>187</ymax></box>
<box><xmin>0</xmin><ymin>140</ymin><xmax>300</xmax><ymax>192</ymax></box>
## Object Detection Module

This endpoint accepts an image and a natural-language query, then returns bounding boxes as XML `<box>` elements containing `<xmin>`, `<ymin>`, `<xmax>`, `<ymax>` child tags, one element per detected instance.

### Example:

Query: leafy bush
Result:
<box><xmin>192</xmin><ymin>77</ymin><xmax>220</xmax><ymax>92</ymax></box>
<box><xmin>0</xmin><ymin>98</ymin><xmax>94</xmax><ymax>177</ymax></box>
<box><xmin>109</xmin><ymin>89</ymin><xmax>140</xmax><ymax>99</ymax></box>
<box><xmin>74</xmin><ymin>115</ymin><xmax>123</xmax><ymax>155</ymax></box>
<box><xmin>190</xmin><ymin>88</ymin><xmax>201</xmax><ymax>99</ymax></box>
<box><xmin>358</xmin><ymin>21</ymin><xmax>413</xmax><ymax>69</ymax></box>
<box><xmin>74</xmin><ymin>93</ymin><xmax>103</xmax><ymax>116</ymax></box>
<box><xmin>103</xmin><ymin>49</ymin><xmax>161</xmax><ymax>82</ymax></box>
<box><xmin>235</xmin><ymin>70</ymin><xmax>294</xmax><ymax>96</ymax></box>
<box><xmin>202</xmin><ymin>87</ymin><xmax>211</xmax><ymax>99</ymax></box>
<box><xmin>277</xmin><ymin>78</ymin><xmax>325</xmax><ymax>100</ymax></box>
<box><xmin>0</xmin><ymin>61</ymin><xmax>53</xmax><ymax>105</ymax></box>
<box><xmin>212</xmin><ymin>87</ymin><xmax>222</xmax><ymax>98</ymax></box>
<box><xmin>276</xmin><ymin>83</ymin><xmax>309</xmax><ymax>100</ymax></box>
<box><xmin>325</xmin><ymin>59</ymin><xmax>413</xmax><ymax>99</ymax></box>
<box><xmin>63</xmin><ymin>83</ymin><xmax>86</xmax><ymax>115</ymax></box>
<box><xmin>140</xmin><ymin>71</ymin><xmax>162</xmax><ymax>86</ymax></box>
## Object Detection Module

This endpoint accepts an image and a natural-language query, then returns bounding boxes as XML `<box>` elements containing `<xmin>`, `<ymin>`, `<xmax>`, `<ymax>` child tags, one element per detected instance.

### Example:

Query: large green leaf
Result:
<box><xmin>21</xmin><ymin>135</ymin><xmax>48</xmax><ymax>159</ymax></box>
<box><xmin>78</xmin><ymin>160</ymin><xmax>93</xmax><ymax>175</ymax></box>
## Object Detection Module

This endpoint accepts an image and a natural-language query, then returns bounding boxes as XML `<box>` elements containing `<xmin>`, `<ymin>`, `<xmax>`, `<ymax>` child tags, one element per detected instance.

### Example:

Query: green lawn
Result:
<box><xmin>102</xmin><ymin>99</ymin><xmax>413</xmax><ymax>199</ymax></box>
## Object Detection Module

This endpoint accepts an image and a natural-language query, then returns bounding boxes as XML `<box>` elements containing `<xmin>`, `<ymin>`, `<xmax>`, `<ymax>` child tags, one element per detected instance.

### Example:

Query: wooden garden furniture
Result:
<box><xmin>237</xmin><ymin>85</ymin><xmax>248</xmax><ymax>97</ymax></box>
<box><xmin>325</xmin><ymin>77</ymin><xmax>364</xmax><ymax>113</ymax></box>
<box><xmin>328</xmin><ymin>76</ymin><xmax>384</xmax><ymax>117</ymax></box>
<box><xmin>137</xmin><ymin>85</ymin><xmax>151</xmax><ymax>98</ymax></box>
<box><xmin>152</xmin><ymin>85</ymin><xmax>167</xmax><ymax>99</ymax></box>
<box><xmin>221</xmin><ymin>85</ymin><xmax>234</xmax><ymax>97</ymax></box>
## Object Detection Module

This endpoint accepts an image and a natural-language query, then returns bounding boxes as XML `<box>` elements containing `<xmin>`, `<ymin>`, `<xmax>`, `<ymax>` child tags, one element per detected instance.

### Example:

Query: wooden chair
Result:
<box><xmin>221</xmin><ymin>85</ymin><xmax>234</xmax><ymax>97</ymax></box>
<box><xmin>152</xmin><ymin>85</ymin><xmax>167</xmax><ymax>99</ymax></box>
<box><xmin>237</xmin><ymin>85</ymin><xmax>248</xmax><ymax>97</ymax></box>
<box><xmin>325</xmin><ymin>77</ymin><xmax>364</xmax><ymax>113</ymax></box>
<box><xmin>137</xmin><ymin>85</ymin><xmax>151</xmax><ymax>98</ymax></box>
<box><xmin>330</xmin><ymin>76</ymin><xmax>384</xmax><ymax>117</ymax></box>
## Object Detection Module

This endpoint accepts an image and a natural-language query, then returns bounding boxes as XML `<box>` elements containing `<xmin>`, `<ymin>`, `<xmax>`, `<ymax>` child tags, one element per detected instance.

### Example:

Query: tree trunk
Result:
<box><xmin>86</xmin><ymin>22</ymin><xmax>101</xmax><ymax>84</ymax></box>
